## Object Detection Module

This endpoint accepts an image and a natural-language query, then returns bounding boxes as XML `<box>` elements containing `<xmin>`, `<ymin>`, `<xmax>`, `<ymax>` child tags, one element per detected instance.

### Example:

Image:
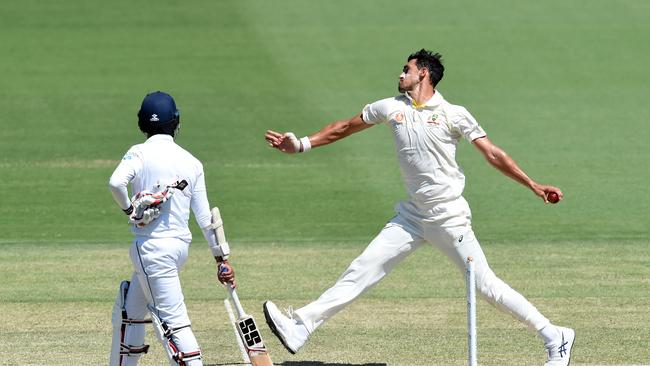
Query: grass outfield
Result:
<box><xmin>1</xmin><ymin>242</ymin><xmax>649</xmax><ymax>365</ymax></box>
<box><xmin>1</xmin><ymin>0</ymin><xmax>649</xmax><ymax>365</ymax></box>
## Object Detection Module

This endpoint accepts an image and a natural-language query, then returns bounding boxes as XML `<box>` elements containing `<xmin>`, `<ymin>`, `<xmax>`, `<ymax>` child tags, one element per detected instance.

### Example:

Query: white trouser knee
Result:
<box><xmin>444</xmin><ymin>232</ymin><xmax>551</xmax><ymax>332</ymax></box>
<box><xmin>475</xmin><ymin>265</ymin><xmax>550</xmax><ymax>331</ymax></box>
<box><xmin>295</xmin><ymin>222</ymin><xmax>422</xmax><ymax>331</ymax></box>
<box><xmin>427</xmin><ymin>220</ymin><xmax>552</xmax><ymax>332</ymax></box>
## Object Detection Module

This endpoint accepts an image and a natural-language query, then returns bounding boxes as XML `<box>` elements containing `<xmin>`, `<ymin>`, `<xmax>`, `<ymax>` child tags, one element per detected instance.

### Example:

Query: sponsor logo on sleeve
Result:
<box><xmin>392</xmin><ymin>112</ymin><xmax>405</xmax><ymax>123</ymax></box>
<box><xmin>122</xmin><ymin>151</ymin><xmax>141</xmax><ymax>161</ymax></box>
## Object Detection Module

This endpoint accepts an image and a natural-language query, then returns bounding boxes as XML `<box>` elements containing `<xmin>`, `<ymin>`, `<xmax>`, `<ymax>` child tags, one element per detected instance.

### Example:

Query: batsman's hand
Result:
<box><xmin>265</xmin><ymin>130</ymin><xmax>300</xmax><ymax>153</ymax></box>
<box><xmin>128</xmin><ymin>189</ymin><xmax>175</xmax><ymax>227</ymax></box>
<box><xmin>132</xmin><ymin>188</ymin><xmax>175</xmax><ymax>208</ymax></box>
<box><xmin>129</xmin><ymin>206</ymin><xmax>161</xmax><ymax>228</ymax></box>
<box><xmin>531</xmin><ymin>183</ymin><xmax>563</xmax><ymax>204</ymax></box>
<box><xmin>217</xmin><ymin>261</ymin><xmax>236</xmax><ymax>288</ymax></box>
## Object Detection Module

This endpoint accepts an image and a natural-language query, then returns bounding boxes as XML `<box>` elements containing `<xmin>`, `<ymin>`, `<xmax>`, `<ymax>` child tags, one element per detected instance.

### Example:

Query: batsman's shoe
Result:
<box><xmin>263</xmin><ymin>301</ymin><xmax>309</xmax><ymax>354</ymax></box>
<box><xmin>544</xmin><ymin>326</ymin><xmax>575</xmax><ymax>366</ymax></box>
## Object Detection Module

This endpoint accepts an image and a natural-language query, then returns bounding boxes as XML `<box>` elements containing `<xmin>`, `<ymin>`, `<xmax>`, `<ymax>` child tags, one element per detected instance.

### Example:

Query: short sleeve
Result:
<box><xmin>362</xmin><ymin>98</ymin><xmax>394</xmax><ymax>125</ymax></box>
<box><xmin>452</xmin><ymin>107</ymin><xmax>487</xmax><ymax>142</ymax></box>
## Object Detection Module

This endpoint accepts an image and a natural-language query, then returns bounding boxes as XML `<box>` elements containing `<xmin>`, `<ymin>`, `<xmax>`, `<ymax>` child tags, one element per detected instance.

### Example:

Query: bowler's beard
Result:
<box><xmin>398</xmin><ymin>81</ymin><xmax>412</xmax><ymax>93</ymax></box>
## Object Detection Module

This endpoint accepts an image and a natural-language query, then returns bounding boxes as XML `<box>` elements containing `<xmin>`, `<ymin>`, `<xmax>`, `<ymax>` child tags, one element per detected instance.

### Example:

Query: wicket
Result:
<box><xmin>466</xmin><ymin>256</ymin><xmax>477</xmax><ymax>366</ymax></box>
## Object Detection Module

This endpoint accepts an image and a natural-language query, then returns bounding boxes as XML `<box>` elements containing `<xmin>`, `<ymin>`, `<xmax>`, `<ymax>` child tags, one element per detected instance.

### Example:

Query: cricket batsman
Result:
<box><xmin>263</xmin><ymin>50</ymin><xmax>575</xmax><ymax>365</ymax></box>
<box><xmin>108</xmin><ymin>91</ymin><xmax>235</xmax><ymax>365</ymax></box>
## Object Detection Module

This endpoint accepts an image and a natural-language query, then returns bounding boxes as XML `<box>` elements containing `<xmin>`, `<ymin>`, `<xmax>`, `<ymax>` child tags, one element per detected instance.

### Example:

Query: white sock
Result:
<box><xmin>539</xmin><ymin>324</ymin><xmax>561</xmax><ymax>345</ymax></box>
<box><xmin>293</xmin><ymin>311</ymin><xmax>320</xmax><ymax>334</ymax></box>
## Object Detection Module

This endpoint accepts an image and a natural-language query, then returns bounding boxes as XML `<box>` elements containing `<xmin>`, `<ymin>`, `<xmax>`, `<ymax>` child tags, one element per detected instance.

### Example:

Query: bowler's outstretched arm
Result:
<box><xmin>472</xmin><ymin>136</ymin><xmax>563</xmax><ymax>203</ymax></box>
<box><xmin>265</xmin><ymin>114</ymin><xmax>374</xmax><ymax>153</ymax></box>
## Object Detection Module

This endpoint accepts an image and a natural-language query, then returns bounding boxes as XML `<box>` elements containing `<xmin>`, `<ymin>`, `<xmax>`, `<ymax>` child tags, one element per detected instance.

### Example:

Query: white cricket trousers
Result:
<box><xmin>294</xmin><ymin>198</ymin><xmax>550</xmax><ymax>333</ymax></box>
<box><xmin>121</xmin><ymin>237</ymin><xmax>202</xmax><ymax>366</ymax></box>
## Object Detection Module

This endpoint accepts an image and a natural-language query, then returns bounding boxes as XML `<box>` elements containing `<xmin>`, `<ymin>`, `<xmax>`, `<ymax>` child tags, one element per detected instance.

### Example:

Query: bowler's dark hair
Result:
<box><xmin>408</xmin><ymin>49</ymin><xmax>444</xmax><ymax>87</ymax></box>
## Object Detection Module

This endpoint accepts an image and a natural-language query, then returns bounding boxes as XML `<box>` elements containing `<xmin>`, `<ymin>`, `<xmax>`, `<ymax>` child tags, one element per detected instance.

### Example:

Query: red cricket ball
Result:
<box><xmin>548</xmin><ymin>192</ymin><xmax>560</xmax><ymax>204</ymax></box>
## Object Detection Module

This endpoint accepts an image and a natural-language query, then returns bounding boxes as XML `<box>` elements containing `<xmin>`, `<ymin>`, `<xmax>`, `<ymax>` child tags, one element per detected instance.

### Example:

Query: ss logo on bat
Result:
<box><xmin>239</xmin><ymin>318</ymin><xmax>262</xmax><ymax>347</ymax></box>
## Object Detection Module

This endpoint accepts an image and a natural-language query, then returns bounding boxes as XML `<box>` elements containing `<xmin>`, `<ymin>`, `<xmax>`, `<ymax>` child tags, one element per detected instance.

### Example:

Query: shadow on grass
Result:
<box><xmin>207</xmin><ymin>363</ymin><xmax>386</xmax><ymax>366</ymax></box>
<box><xmin>279</xmin><ymin>363</ymin><xmax>386</xmax><ymax>366</ymax></box>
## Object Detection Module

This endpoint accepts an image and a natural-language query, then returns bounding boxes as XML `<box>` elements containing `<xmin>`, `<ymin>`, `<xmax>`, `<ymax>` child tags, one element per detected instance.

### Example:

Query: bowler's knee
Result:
<box><xmin>476</xmin><ymin>268</ymin><xmax>505</xmax><ymax>303</ymax></box>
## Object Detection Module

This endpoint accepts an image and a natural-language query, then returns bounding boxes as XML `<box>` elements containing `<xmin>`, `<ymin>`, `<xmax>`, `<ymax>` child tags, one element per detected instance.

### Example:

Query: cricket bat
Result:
<box><xmin>211</xmin><ymin>207</ymin><xmax>273</xmax><ymax>365</ymax></box>
<box><xmin>225</xmin><ymin>285</ymin><xmax>274</xmax><ymax>366</ymax></box>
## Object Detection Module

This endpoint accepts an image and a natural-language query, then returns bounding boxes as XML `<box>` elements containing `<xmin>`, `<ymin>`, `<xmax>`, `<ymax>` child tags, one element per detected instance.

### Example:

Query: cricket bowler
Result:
<box><xmin>108</xmin><ymin>91</ymin><xmax>235</xmax><ymax>365</ymax></box>
<box><xmin>263</xmin><ymin>50</ymin><xmax>575</xmax><ymax>365</ymax></box>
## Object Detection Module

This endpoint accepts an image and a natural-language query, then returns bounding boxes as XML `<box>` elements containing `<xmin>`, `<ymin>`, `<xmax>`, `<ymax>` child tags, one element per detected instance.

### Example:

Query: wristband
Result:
<box><xmin>299</xmin><ymin>136</ymin><xmax>312</xmax><ymax>153</ymax></box>
<box><xmin>123</xmin><ymin>205</ymin><xmax>134</xmax><ymax>215</ymax></box>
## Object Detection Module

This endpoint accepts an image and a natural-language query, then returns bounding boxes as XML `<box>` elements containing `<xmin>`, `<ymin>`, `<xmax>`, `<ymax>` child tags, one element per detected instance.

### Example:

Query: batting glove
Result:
<box><xmin>128</xmin><ymin>189</ymin><xmax>174</xmax><ymax>228</ymax></box>
<box><xmin>217</xmin><ymin>261</ymin><xmax>236</xmax><ymax>288</ymax></box>
<box><xmin>132</xmin><ymin>188</ymin><xmax>175</xmax><ymax>208</ymax></box>
<box><xmin>128</xmin><ymin>206</ymin><xmax>161</xmax><ymax>228</ymax></box>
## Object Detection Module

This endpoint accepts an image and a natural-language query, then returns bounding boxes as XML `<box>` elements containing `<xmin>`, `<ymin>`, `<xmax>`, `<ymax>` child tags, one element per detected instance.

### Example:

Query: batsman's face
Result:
<box><xmin>398</xmin><ymin>59</ymin><xmax>422</xmax><ymax>93</ymax></box>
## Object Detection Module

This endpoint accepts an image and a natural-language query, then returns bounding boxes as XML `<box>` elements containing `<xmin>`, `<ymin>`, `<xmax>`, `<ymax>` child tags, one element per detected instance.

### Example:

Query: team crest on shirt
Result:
<box><xmin>393</xmin><ymin>112</ymin><xmax>405</xmax><ymax>123</ymax></box>
<box><xmin>427</xmin><ymin>113</ymin><xmax>440</xmax><ymax>125</ymax></box>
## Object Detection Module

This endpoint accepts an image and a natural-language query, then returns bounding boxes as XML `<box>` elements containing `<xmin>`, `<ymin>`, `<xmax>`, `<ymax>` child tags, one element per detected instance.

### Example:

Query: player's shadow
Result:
<box><xmin>280</xmin><ymin>363</ymin><xmax>386</xmax><ymax>366</ymax></box>
<box><xmin>207</xmin><ymin>362</ymin><xmax>386</xmax><ymax>366</ymax></box>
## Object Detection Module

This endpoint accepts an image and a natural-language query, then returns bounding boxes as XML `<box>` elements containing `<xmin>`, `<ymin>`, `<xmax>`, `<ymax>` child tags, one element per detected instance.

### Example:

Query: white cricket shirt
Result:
<box><xmin>108</xmin><ymin>134</ymin><xmax>212</xmax><ymax>241</ymax></box>
<box><xmin>362</xmin><ymin>91</ymin><xmax>486</xmax><ymax>209</ymax></box>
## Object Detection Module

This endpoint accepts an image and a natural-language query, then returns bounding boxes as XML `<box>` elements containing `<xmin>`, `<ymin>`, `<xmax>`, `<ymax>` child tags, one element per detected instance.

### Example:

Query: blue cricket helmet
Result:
<box><xmin>137</xmin><ymin>91</ymin><xmax>180</xmax><ymax>136</ymax></box>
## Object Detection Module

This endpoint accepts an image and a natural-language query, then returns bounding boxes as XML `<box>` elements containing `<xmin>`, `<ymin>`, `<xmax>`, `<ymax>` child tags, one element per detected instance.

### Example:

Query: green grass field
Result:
<box><xmin>1</xmin><ymin>0</ymin><xmax>649</xmax><ymax>365</ymax></box>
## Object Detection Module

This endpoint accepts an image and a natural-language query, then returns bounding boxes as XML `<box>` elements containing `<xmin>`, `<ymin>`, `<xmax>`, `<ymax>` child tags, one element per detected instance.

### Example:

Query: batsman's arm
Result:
<box><xmin>200</xmin><ymin>220</ymin><xmax>235</xmax><ymax>286</ymax></box>
<box><xmin>108</xmin><ymin>147</ymin><xmax>144</xmax><ymax>214</ymax></box>
<box><xmin>265</xmin><ymin>113</ymin><xmax>373</xmax><ymax>153</ymax></box>
<box><xmin>472</xmin><ymin>136</ymin><xmax>563</xmax><ymax>203</ymax></box>
<box><xmin>190</xmin><ymin>171</ymin><xmax>236</xmax><ymax>286</ymax></box>
<box><xmin>108</xmin><ymin>161</ymin><xmax>137</xmax><ymax>214</ymax></box>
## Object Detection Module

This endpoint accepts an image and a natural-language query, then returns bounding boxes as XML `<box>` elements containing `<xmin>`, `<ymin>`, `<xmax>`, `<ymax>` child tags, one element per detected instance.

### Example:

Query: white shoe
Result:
<box><xmin>544</xmin><ymin>326</ymin><xmax>575</xmax><ymax>366</ymax></box>
<box><xmin>263</xmin><ymin>301</ymin><xmax>309</xmax><ymax>354</ymax></box>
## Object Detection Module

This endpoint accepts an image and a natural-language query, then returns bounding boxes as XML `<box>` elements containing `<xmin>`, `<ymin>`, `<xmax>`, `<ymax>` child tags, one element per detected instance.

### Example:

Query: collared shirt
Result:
<box><xmin>362</xmin><ymin>91</ymin><xmax>486</xmax><ymax>208</ymax></box>
<box><xmin>108</xmin><ymin>134</ymin><xmax>212</xmax><ymax>241</ymax></box>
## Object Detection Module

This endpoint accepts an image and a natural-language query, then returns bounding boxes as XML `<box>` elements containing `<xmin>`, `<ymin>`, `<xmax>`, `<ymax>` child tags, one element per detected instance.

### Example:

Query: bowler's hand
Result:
<box><xmin>217</xmin><ymin>261</ymin><xmax>236</xmax><ymax>288</ymax></box>
<box><xmin>265</xmin><ymin>130</ymin><xmax>300</xmax><ymax>153</ymax></box>
<box><xmin>531</xmin><ymin>183</ymin><xmax>563</xmax><ymax>204</ymax></box>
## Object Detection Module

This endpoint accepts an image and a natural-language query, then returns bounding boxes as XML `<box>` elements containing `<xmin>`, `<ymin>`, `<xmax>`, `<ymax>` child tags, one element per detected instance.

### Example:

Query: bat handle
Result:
<box><xmin>228</xmin><ymin>286</ymin><xmax>247</xmax><ymax>318</ymax></box>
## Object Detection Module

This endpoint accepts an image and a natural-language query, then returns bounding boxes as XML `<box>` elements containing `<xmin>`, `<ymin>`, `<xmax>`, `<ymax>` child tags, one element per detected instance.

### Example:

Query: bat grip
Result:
<box><xmin>228</xmin><ymin>286</ymin><xmax>247</xmax><ymax>318</ymax></box>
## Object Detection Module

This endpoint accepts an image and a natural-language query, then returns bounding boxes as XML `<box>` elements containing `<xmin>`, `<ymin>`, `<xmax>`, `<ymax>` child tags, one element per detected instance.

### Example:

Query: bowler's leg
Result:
<box><xmin>438</xmin><ymin>229</ymin><xmax>551</xmax><ymax>331</ymax></box>
<box><xmin>428</xmin><ymin>225</ymin><xmax>574</xmax><ymax>365</ymax></box>
<box><xmin>264</xmin><ymin>216</ymin><xmax>425</xmax><ymax>353</ymax></box>
<box><xmin>296</xmin><ymin>221</ymin><xmax>424</xmax><ymax>329</ymax></box>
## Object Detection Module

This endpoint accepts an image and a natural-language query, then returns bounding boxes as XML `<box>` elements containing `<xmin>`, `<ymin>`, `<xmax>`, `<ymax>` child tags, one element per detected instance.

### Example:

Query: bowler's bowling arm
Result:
<box><xmin>472</xmin><ymin>136</ymin><xmax>561</xmax><ymax>202</ymax></box>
